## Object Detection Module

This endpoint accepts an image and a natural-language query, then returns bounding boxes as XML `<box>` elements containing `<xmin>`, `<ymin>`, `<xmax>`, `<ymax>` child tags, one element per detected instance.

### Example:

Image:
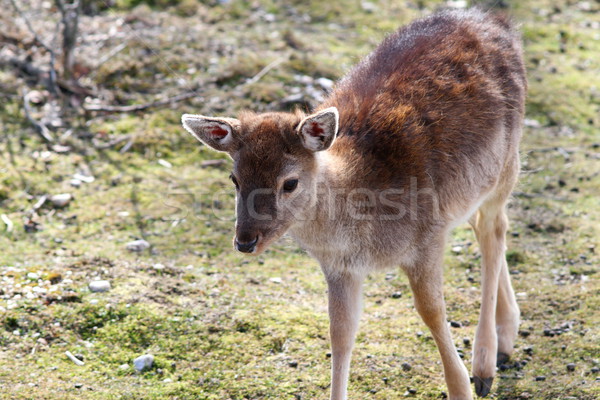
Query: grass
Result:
<box><xmin>0</xmin><ymin>0</ymin><xmax>599</xmax><ymax>399</ymax></box>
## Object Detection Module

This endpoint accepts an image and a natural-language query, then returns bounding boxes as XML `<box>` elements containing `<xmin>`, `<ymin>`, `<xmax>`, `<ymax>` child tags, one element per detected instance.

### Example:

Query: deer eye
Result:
<box><xmin>230</xmin><ymin>173</ymin><xmax>239</xmax><ymax>190</ymax></box>
<box><xmin>283</xmin><ymin>179</ymin><xmax>298</xmax><ymax>193</ymax></box>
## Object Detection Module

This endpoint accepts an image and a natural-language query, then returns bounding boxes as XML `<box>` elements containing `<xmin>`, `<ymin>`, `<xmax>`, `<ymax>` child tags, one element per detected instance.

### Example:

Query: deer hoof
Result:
<box><xmin>473</xmin><ymin>376</ymin><xmax>493</xmax><ymax>397</ymax></box>
<box><xmin>496</xmin><ymin>352</ymin><xmax>510</xmax><ymax>366</ymax></box>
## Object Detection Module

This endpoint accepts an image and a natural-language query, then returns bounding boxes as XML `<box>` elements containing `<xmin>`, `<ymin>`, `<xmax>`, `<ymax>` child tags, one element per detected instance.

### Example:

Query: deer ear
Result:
<box><xmin>297</xmin><ymin>107</ymin><xmax>339</xmax><ymax>152</ymax></box>
<box><xmin>181</xmin><ymin>114</ymin><xmax>241</xmax><ymax>153</ymax></box>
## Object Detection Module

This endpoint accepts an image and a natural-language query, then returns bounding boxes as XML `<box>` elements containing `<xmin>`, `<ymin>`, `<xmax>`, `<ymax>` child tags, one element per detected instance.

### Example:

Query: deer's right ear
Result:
<box><xmin>181</xmin><ymin>114</ymin><xmax>241</xmax><ymax>153</ymax></box>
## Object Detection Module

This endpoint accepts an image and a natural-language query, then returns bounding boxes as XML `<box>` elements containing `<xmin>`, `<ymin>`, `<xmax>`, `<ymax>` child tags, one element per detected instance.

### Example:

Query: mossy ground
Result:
<box><xmin>0</xmin><ymin>0</ymin><xmax>598</xmax><ymax>399</ymax></box>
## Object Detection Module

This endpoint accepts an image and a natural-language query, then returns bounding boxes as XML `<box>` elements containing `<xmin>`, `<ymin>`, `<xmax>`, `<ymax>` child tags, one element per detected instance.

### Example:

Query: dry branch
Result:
<box><xmin>22</xmin><ymin>89</ymin><xmax>55</xmax><ymax>143</ymax></box>
<box><xmin>83</xmin><ymin>91</ymin><xmax>199</xmax><ymax>113</ymax></box>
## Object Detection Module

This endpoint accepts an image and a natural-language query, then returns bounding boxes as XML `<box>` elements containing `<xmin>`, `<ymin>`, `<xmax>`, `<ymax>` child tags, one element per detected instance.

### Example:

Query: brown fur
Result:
<box><xmin>182</xmin><ymin>8</ymin><xmax>526</xmax><ymax>400</ymax></box>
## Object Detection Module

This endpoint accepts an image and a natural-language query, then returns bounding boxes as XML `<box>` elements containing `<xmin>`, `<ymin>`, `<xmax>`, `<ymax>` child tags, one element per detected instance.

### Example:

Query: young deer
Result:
<box><xmin>182</xmin><ymin>9</ymin><xmax>526</xmax><ymax>400</ymax></box>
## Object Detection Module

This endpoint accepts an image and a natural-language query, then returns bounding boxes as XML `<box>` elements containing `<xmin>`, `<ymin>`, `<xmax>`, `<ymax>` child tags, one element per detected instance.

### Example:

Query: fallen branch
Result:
<box><xmin>22</xmin><ymin>89</ymin><xmax>55</xmax><ymax>143</ymax></box>
<box><xmin>83</xmin><ymin>91</ymin><xmax>199</xmax><ymax>113</ymax></box>
<box><xmin>65</xmin><ymin>350</ymin><xmax>85</xmax><ymax>366</ymax></box>
<box><xmin>93</xmin><ymin>134</ymin><xmax>132</xmax><ymax>149</ymax></box>
<box><xmin>244</xmin><ymin>56</ymin><xmax>287</xmax><ymax>86</ymax></box>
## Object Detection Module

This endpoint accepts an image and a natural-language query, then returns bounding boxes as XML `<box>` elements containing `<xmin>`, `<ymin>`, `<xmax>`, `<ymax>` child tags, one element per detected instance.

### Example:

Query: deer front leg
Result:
<box><xmin>325</xmin><ymin>269</ymin><xmax>365</xmax><ymax>400</ymax></box>
<box><xmin>408</xmin><ymin>252</ymin><xmax>472</xmax><ymax>400</ymax></box>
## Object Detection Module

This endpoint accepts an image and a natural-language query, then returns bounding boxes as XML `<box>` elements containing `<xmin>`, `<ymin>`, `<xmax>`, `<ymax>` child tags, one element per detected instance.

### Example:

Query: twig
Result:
<box><xmin>83</xmin><ymin>91</ymin><xmax>199</xmax><ymax>113</ymax></box>
<box><xmin>22</xmin><ymin>89</ymin><xmax>55</xmax><ymax>143</ymax></box>
<box><xmin>93</xmin><ymin>134</ymin><xmax>132</xmax><ymax>149</ymax></box>
<box><xmin>94</xmin><ymin>42</ymin><xmax>128</xmax><ymax>70</ymax></box>
<box><xmin>1</xmin><ymin>214</ymin><xmax>13</xmax><ymax>233</ymax></box>
<box><xmin>9</xmin><ymin>0</ymin><xmax>61</xmax><ymax>96</ymax></box>
<box><xmin>65</xmin><ymin>350</ymin><xmax>85</xmax><ymax>366</ymax></box>
<box><xmin>244</xmin><ymin>56</ymin><xmax>287</xmax><ymax>86</ymax></box>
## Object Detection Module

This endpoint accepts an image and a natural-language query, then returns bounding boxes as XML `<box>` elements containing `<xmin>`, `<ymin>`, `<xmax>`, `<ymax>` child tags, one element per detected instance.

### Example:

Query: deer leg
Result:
<box><xmin>408</xmin><ymin>251</ymin><xmax>472</xmax><ymax>400</ymax></box>
<box><xmin>325</xmin><ymin>269</ymin><xmax>365</xmax><ymax>400</ymax></box>
<box><xmin>495</xmin><ymin>241</ymin><xmax>520</xmax><ymax>365</ymax></box>
<box><xmin>471</xmin><ymin>204</ymin><xmax>509</xmax><ymax>397</ymax></box>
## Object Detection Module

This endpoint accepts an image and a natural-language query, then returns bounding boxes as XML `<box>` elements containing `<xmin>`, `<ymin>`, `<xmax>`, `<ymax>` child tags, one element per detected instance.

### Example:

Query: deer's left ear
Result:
<box><xmin>181</xmin><ymin>114</ymin><xmax>241</xmax><ymax>153</ymax></box>
<box><xmin>297</xmin><ymin>107</ymin><xmax>339</xmax><ymax>152</ymax></box>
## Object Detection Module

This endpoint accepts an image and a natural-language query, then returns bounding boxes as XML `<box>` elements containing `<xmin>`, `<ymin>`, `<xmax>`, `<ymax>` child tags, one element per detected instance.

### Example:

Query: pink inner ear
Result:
<box><xmin>308</xmin><ymin>122</ymin><xmax>324</xmax><ymax>137</ymax></box>
<box><xmin>209</xmin><ymin>125</ymin><xmax>228</xmax><ymax>138</ymax></box>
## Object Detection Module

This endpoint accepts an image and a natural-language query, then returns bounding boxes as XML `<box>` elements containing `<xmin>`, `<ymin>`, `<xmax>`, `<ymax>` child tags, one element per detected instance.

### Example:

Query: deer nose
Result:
<box><xmin>235</xmin><ymin>236</ymin><xmax>258</xmax><ymax>253</ymax></box>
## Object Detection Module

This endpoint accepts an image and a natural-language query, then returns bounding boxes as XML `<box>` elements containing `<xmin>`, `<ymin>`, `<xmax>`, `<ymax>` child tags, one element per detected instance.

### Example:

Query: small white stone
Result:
<box><xmin>162</xmin><ymin>378</ymin><xmax>173</xmax><ymax>383</ymax></box>
<box><xmin>315</xmin><ymin>77</ymin><xmax>334</xmax><ymax>92</ymax></box>
<box><xmin>27</xmin><ymin>272</ymin><xmax>39</xmax><ymax>280</ymax></box>
<box><xmin>269</xmin><ymin>277</ymin><xmax>282</xmax><ymax>284</ymax></box>
<box><xmin>89</xmin><ymin>280</ymin><xmax>111</xmax><ymax>293</ymax></box>
<box><xmin>126</xmin><ymin>239</ymin><xmax>150</xmax><ymax>252</ymax></box>
<box><xmin>158</xmin><ymin>159</ymin><xmax>172</xmax><ymax>168</ymax></box>
<box><xmin>451</xmin><ymin>246</ymin><xmax>463</xmax><ymax>254</ymax></box>
<box><xmin>133</xmin><ymin>354</ymin><xmax>154</xmax><ymax>372</ymax></box>
<box><xmin>152</xmin><ymin>263</ymin><xmax>165</xmax><ymax>270</ymax></box>
<box><xmin>73</xmin><ymin>173</ymin><xmax>95</xmax><ymax>183</ymax></box>
<box><xmin>49</xmin><ymin>193</ymin><xmax>73</xmax><ymax>208</ymax></box>
<box><xmin>119</xmin><ymin>363</ymin><xmax>129</xmax><ymax>370</ymax></box>
<box><xmin>70</xmin><ymin>179</ymin><xmax>82</xmax><ymax>188</ymax></box>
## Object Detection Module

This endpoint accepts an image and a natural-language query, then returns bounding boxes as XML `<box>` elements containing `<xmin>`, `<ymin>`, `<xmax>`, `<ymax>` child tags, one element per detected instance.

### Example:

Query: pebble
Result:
<box><xmin>49</xmin><ymin>193</ymin><xmax>73</xmax><ymax>208</ymax></box>
<box><xmin>450</xmin><ymin>321</ymin><xmax>462</xmax><ymax>328</ymax></box>
<box><xmin>401</xmin><ymin>362</ymin><xmax>412</xmax><ymax>371</ymax></box>
<box><xmin>89</xmin><ymin>280</ymin><xmax>111</xmax><ymax>293</ymax></box>
<box><xmin>566</xmin><ymin>363</ymin><xmax>576</xmax><ymax>372</ymax></box>
<box><xmin>524</xmin><ymin>346</ymin><xmax>534</xmax><ymax>355</ymax></box>
<box><xmin>126</xmin><ymin>239</ymin><xmax>150</xmax><ymax>252</ymax></box>
<box><xmin>315</xmin><ymin>77</ymin><xmax>334</xmax><ymax>92</ymax></box>
<box><xmin>74</xmin><ymin>383</ymin><xmax>83</xmax><ymax>389</ymax></box>
<box><xmin>288</xmin><ymin>360</ymin><xmax>298</xmax><ymax>368</ymax></box>
<box><xmin>118</xmin><ymin>363</ymin><xmax>129</xmax><ymax>370</ymax></box>
<box><xmin>463</xmin><ymin>337</ymin><xmax>471</xmax><ymax>347</ymax></box>
<box><xmin>391</xmin><ymin>291</ymin><xmax>402</xmax><ymax>299</ymax></box>
<box><xmin>535</xmin><ymin>376</ymin><xmax>546</xmax><ymax>381</ymax></box>
<box><xmin>134</xmin><ymin>354</ymin><xmax>154</xmax><ymax>372</ymax></box>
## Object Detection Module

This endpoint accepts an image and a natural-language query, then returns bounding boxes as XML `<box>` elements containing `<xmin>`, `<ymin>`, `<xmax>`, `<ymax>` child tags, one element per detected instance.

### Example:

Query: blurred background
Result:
<box><xmin>0</xmin><ymin>1</ymin><xmax>598</xmax><ymax>399</ymax></box>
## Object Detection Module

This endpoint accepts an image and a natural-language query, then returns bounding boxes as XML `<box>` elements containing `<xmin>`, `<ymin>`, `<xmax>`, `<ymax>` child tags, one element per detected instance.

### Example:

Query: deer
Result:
<box><xmin>181</xmin><ymin>8</ymin><xmax>526</xmax><ymax>400</ymax></box>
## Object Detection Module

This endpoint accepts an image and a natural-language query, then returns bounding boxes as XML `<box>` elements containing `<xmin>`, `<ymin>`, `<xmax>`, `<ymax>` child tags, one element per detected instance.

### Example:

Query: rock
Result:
<box><xmin>401</xmin><ymin>362</ymin><xmax>412</xmax><ymax>371</ymax></box>
<box><xmin>74</xmin><ymin>383</ymin><xmax>83</xmax><ymax>389</ymax></box>
<box><xmin>450</xmin><ymin>321</ymin><xmax>462</xmax><ymax>328</ymax></box>
<box><xmin>89</xmin><ymin>280</ymin><xmax>111</xmax><ymax>293</ymax></box>
<box><xmin>463</xmin><ymin>337</ymin><xmax>471</xmax><ymax>347</ymax></box>
<box><xmin>451</xmin><ymin>245</ymin><xmax>463</xmax><ymax>254</ymax></box>
<box><xmin>73</xmin><ymin>173</ymin><xmax>95</xmax><ymax>183</ymax></box>
<box><xmin>70</xmin><ymin>179</ymin><xmax>82</xmax><ymax>188</ymax></box>
<box><xmin>535</xmin><ymin>375</ymin><xmax>546</xmax><ymax>381</ymax></box>
<box><xmin>391</xmin><ymin>291</ymin><xmax>402</xmax><ymax>299</ymax></box>
<box><xmin>288</xmin><ymin>360</ymin><xmax>298</xmax><ymax>368</ymax></box>
<box><xmin>126</xmin><ymin>239</ymin><xmax>150</xmax><ymax>252</ymax></box>
<box><xmin>118</xmin><ymin>363</ymin><xmax>129</xmax><ymax>370</ymax></box>
<box><xmin>27</xmin><ymin>272</ymin><xmax>39</xmax><ymax>280</ymax></box>
<box><xmin>49</xmin><ymin>193</ymin><xmax>73</xmax><ymax>208</ymax></box>
<box><xmin>134</xmin><ymin>354</ymin><xmax>154</xmax><ymax>372</ymax></box>
<box><xmin>566</xmin><ymin>363</ymin><xmax>576</xmax><ymax>372</ymax></box>
<box><xmin>315</xmin><ymin>77</ymin><xmax>334</xmax><ymax>92</ymax></box>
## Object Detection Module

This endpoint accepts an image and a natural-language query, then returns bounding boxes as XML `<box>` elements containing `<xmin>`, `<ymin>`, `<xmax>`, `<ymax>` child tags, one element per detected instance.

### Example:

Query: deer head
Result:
<box><xmin>182</xmin><ymin>107</ymin><xmax>339</xmax><ymax>254</ymax></box>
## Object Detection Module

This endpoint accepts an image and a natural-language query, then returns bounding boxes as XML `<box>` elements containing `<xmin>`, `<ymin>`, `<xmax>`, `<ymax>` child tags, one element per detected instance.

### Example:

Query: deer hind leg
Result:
<box><xmin>471</xmin><ymin>161</ymin><xmax>520</xmax><ymax>397</ymax></box>
<box><xmin>408</xmin><ymin>247</ymin><xmax>472</xmax><ymax>400</ymax></box>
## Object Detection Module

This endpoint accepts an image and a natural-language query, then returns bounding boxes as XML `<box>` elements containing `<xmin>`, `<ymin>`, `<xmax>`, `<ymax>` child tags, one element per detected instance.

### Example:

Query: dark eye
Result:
<box><xmin>283</xmin><ymin>179</ymin><xmax>298</xmax><ymax>193</ymax></box>
<box><xmin>230</xmin><ymin>174</ymin><xmax>239</xmax><ymax>190</ymax></box>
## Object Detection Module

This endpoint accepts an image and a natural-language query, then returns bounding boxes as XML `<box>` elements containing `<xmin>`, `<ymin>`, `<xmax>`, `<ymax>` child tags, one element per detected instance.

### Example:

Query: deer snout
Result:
<box><xmin>235</xmin><ymin>235</ymin><xmax>259</xmax><ymax>253</ymax></box>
